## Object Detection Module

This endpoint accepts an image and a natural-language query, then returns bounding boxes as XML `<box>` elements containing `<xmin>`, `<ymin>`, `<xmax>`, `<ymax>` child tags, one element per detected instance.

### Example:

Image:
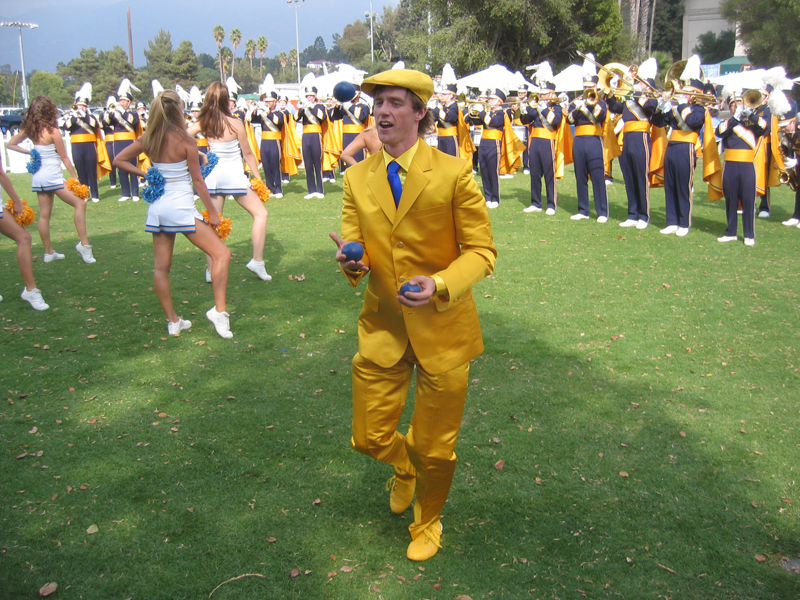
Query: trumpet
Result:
<box><xmin>582</xmin><ymin>88</ymin><xmax>598</xmax><ymax>105</ymax></box>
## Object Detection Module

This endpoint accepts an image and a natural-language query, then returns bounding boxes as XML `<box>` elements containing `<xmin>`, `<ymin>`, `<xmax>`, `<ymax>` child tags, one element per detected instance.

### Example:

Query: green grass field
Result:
<box><xmin>2</xmin><ymin>161</ymin><xmax>799</xmax><ymax>600</ymax></box>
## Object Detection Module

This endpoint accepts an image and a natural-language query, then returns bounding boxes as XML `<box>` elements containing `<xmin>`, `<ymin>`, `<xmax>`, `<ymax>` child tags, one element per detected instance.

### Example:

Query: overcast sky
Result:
<box><xmin>0</xmin><ymin>0</ymin><xmax>399</xmax><ymax>74</ymax></box>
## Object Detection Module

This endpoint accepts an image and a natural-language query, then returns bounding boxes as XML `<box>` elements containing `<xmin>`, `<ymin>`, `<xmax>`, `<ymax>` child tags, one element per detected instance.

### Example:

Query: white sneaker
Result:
<box><xmin>676</xmin><ymin>227</ymin><xmax>689</xmax><ymax>237</ymax></box>
<box><xmin>486</xmin><ymin>201</ymin><xmax>499</xmax><ymax>208</ymax></box>
<box><xmin>91</xmin><ymin>197</ymin><xmax>99</xmax><ymax>203</ymax></box>
<box><xmin>782</xmin><ymin>218</ymin><xmax>799</xmax><ymax>226</ymax></box>
<box><xmin>272</xmin><ymin>193</ymin><xmax>283</xmax><ymax>199</ymax></box>
<box><xmin>737</xmin><ymin>209</ymin><xmax>743</xmax><ymax>215</ymax></box>
<box><xmin>523</xmin><ymin>205</ymin><xmax>542</xmax><ymax>213</ymax></box>
<box><xmin>523</xmin><ymin>169</ymin><xmax>530</xmax><ymax>175</ymax></box>
<box><xmin>167</xmin><ymin>317</ymin><xmax>192</xmax><ymax>336</ymax></box>
<box><xmin>75</xmin><ymin>243</ymin><xmax>96</xmax><ymax>263</ymax></box>
<box><xmin>636</xmin><ymin>220</ymin><xmax>648</xmax><ymax>229</ymax></box>
<box><xmin>605</xmin><ymin>179</ymin><xmax>613</xmax><ymax>186</ymax></box>
<box><xmin>314</xmin><ymin>193</ymin><xmax>325</xmax><ymax>199</ymax></box>
<box><xmin>619</xmin><ymin>219</ymin><xmax>637</xmax><ymax>227</ymax></box>
<box><xmin>660</xmin><ymin>225</ymin><xmax>678</xmax><ymax>234</ymax></box>
<box><xmin>21</xmin><ymin>287</ymin><xmax>49</xmax><ymax>311</ymax></box>
<box><xmin>43</xmin><ymin>251</ymin><xmax>65</xmax><ymax>263</ymax></box>
<box><xmin>758</xmin><ymin>210</ymin><xmax>770</xmax><ymax>218</ymax></box>
<box><xmin>206</xmin><ymin>307</ymin><xmax>233</xmax><ymax>338</ymax></box>
<box><xmin>545</xmin><ymin>208</ymin><xmax>556</xmax><ymax>215</ymax></box>
<box><xmin>499</xmin><ymin>174</ymin><xmax>514</xmax><ymax>179</ymax></box>
<box><xmin>597</xmin><ymin>216</ymin><xmax>608</xmax><ymax>223</ymax></box>
<box><xmin>304</xmin><ymin>193</ymin><xmax>316</xmax><ymax>199</ymax></box>
<box><xmin>246</xmin><ymin>259</ymin><xmax>272</xmax><ymax>281</ymax></box>
<box><xmin>118</xmin><ymin>196</ymin><xmax>130</xmax><ymax>202</ymax></box>
<box><xmin>205</xmin><ymin>269</ymin><xmax>212</xmax><ymax>284</ymax></box>
<box><xmin>744</xmin><ymin>238</ymin><xmax>755</xmax><ymax>246</ymax></box>
<box><xmin>132</xmin><ymin>196</ymin><xmax>140</xmax><ymax>202</ymax></box>
<box><xmin>110</xmin><ymin>185</ymin><xmax>117</xmax><ymax>190</ymax></box>
<box><xmin>717</xmin><ymin>235</ymin><xmax>737</xmax><ymax>243</ymax></box>
<box><xmin>570</xmin><ymin>213</ymin><xmax>589</xmax><ymax>220</ymax></box>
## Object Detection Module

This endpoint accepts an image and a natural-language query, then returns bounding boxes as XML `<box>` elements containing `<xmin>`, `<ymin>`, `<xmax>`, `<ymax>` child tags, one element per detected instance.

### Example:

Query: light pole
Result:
<box><xmin>365</xmin><ymin>0</ymin><xmax>374</xmax><ymax>63</ymax></box>
<box><xmin>0</xmin><ymin>21</ymin><xmax>38</xmax><ymax>108</ymax></box>
<box><xmin>287</xmin><ymin>0</ymin><xmax>304</xmax><ymax>86</ymax></box>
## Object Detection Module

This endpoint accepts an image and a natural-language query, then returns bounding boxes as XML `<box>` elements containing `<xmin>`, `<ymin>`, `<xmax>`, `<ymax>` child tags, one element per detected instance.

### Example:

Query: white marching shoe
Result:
<box><xmin>660</xmin><ymin>225</ymin><xmax>678</xmax><ymax>234</ymax></box>
<box><xmin>246</xmin><ymin>259</ymin><xmax>272</xmax><ymax>281</ymax></box>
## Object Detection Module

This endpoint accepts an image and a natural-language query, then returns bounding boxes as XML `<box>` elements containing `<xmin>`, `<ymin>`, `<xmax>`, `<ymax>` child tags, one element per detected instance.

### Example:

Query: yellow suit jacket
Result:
<box><xmin>341</xmin><ymin>139</ymin><xmax>497</xmax><ymax>375</ymax></box>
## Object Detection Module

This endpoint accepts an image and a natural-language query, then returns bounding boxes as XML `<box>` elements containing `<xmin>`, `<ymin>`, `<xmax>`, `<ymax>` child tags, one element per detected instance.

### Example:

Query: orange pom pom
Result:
<box><xmin>251</xmin><ymin>178</ymin><xmax>271</xmax><ymax>203</ymax></box>
<box><xmin>200</xmin><ymin>210</ymin><xmax>233</xmax><ymax>241</ymax></box>
<box><xmin>5</xmin><ymin>198</ymin><xmax>36</xmax><ymax>227</ymax></box>
<box><xmin>66</xmin><ymin>177</ymin><xmax>90</xmax><ymax>201</ymax></box>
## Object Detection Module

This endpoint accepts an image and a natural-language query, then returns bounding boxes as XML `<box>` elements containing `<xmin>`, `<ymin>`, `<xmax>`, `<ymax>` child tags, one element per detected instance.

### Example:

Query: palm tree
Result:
<box><xmin>213</xmin><ymin>25</ymin><xmax>225</xmax><ymax>82</ymax></box>
<box><xmin>217</xmin><ymin>46</ymin><xmax>233</xmax><ymax>80</ymax></box>
<box><xmin>278</xmin><ymin>52</ymin><xmax>287</xmax><ymax>75</ymax></box>
<box><xmin>229</xmin><ymin>28</ymin><xmax>242</xmax><ymax>79</ymax></box>
<box><xmin>289</xmin><ymin>48</ymin><xmax>298</xmax><ymax>79</ymax></box>
<box><xmin>245</xmin><ymin>39</ymin><xmax>256</xmax><ymax>70</ymax></box>
<box><xmin>257</xmin><ymin>36</ymin><xmax>268</xmax><ymax>77</ymax></box>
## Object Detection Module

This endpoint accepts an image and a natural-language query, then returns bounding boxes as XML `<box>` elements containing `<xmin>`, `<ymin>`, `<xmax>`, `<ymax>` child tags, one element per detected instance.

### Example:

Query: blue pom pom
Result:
<box><xmin>26</xmin><ymin>148</ymin><xmax>41</xmax><ymax>175</ymax></box>
<box><xmin>141</xmin><ymin>167</ymin><xmax>166</xmax><ymax>204</ymax></box>
<box><xmin>200</xmin><ymin>151</ymin><xmax>218</xmax><ymax>178</ymax></box>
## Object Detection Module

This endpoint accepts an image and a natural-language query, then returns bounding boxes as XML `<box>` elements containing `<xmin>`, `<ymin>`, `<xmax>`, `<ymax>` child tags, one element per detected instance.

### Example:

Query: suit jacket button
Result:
<box><xmin>398</xmin><ymin>276</ymin><xmax>405</xmax><ymax>283</ymax></box>
<box><xmin>396</xmin><ymin>242</ymin><xmax>404</xmax><ymax>248</ymax></box>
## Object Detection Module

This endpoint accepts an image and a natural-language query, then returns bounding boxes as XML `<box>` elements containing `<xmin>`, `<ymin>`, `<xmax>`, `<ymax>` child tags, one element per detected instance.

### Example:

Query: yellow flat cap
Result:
<box><xmin>361</xmin><ymin>69</ymin><xmax>435</xmax><ymax>103</ymax></box>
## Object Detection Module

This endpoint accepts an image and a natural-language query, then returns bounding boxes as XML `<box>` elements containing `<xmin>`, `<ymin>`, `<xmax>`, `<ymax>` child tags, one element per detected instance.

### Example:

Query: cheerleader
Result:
<box><xmin>187</xmin><ymin>82</ymin><xmax>271</xmax><ymax>283</ymax></box>
<box><xmin>113</xmin><ymin>90</ymin><xmax>233</xmax><ymax>338</ymax></box>
<box><xmin>7</xmin><ymin>96</ymin><xmax>96</xmax><ymax>264</ymax></box>
<box><xmin>0</xmin><ymin>157</ymin><xmax>49</xmax><ymax>310</ymax></box>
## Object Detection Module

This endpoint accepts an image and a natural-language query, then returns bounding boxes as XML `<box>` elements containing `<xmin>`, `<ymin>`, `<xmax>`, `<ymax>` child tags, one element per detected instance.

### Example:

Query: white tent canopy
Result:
<box><xmin>312</xmin><ymin>64</ymin><xmax>369</xmax><ymax>99</ymax></box>
<box><xmin>552</xmin><ymin>64</ymin><xmax>584</xmax><ymax>92</ymax></box>
<box><xmin>709</xmin><ymin>69</ymin><xmax>794</xmax><ymax>92</ymax></box>
<box><xmin>457</xmin><ymin>64</ymin><xmax>519</xmax><ymax>95</ymax></box>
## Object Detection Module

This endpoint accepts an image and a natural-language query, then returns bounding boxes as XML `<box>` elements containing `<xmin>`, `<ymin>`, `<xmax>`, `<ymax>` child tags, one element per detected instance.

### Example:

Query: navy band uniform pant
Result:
<box><xmin>663</xmin><ymin>141</ymin><xmax>695</xmax><ymax>228</ymax></box>
<box><xmin>528</xmin><ymin>137</ymin><xmax>556</xmax><ymax>210</ymax></box>
<box><xmin>302</xmin><ymin>133</ymin><xmax>324</xmax><ymax>195</ymax></box>
<box><xmin>478</xmin><ymin>139</ymin><xmax>500</xmax><ymax>204</ymax></box>
<box><xmin>260</xmin><ymin>139</ymin><xmax>283</xmax><ymax>195</ymax></box>
<box><xmin>71</xmin><ymin>141</ymin><xmax>98</xmax><ymax>199</ymax></box>
<box><xmin>114</xmin><ymin>139</ymin><xmax>139</xmax><ymax>197</ymax></box>
<box><xmin>723</xmin><ymin>160</ymin><xmax>757</xmax><ymax>240</ymax></box>
<box><xmin>618</xmin><ymin>131</ymin><xmax>651</xmax><ymax>221</ymax></box>
<box><xmin>572</xmin><ymin>135</ymin><xmax>608</xmax><ymax>217</ymax></box>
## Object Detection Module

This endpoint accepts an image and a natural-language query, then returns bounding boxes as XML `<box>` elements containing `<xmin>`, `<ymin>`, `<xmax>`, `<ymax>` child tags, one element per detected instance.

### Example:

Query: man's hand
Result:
<box><xmin>329</xmin><ymin>232</ymin><xmax>369</xmax><ymax>272</ymax></box>
<box><xmin>397</xmin><ymin>276</ymin><xmax>436</xmax><ymax>307</ymax></box>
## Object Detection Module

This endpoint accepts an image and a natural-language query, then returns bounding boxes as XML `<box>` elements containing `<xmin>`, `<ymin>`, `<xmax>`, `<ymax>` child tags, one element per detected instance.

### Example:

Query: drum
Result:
<box><xmin>472</xmin><ymin>130</ymin><xmax>482</xmax><ymax>146</ymax></box>
<box><xmin>424</xmin><ymin>134</ymin><xmax>438</xmax><ymax>148</ymax></box>
<box><xmin>512</xmin><ymin>124</ymin><xmax>528</xmax><ymax>144</ymax></box>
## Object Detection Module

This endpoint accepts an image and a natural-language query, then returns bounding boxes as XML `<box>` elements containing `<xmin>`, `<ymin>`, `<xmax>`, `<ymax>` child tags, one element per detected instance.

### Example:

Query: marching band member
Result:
<box><xmin>227</xmin><ymin>77</ymin><xmax>246</xmax><ymax>121</ymax></box>
<box><xmin>102</xmin><ymin>95</ymin><xmax>118</xmax><ymax>191</ymax></box>
<box><xmin>187</xmin><ymin>86</ymin><xmax>208</xmax><ymax>154</ymax></box>
<box><xmin>323</xmin><ymin>94</ymin><xmax>341</xmax><ymax>183</ymax></box>
<box><xmin>715</xmin><ymin>86</ymin><xmax>770</xmax><ymax>246</ymax></box>
<box><xmin>519</xmin><ymin>83</ymin><xmax>531</xmax><ymax>174</ymax></box>
<box><xmin>297</xmin><ymin>74</ymin><xmax>328</xmax><ymax>199</ymax></box>
<box><xmin>277</xmin><ymin>96</ymin><xmax>295</xmax><ymax>185</ymax></box>
<box><xmin>106</xmin><ymin>78</ymin><xmax>141</xmax><ymax>202</ymax></box>
<box><xmin>470</xmin><ymin>89</ymin><xmax>509</xmax><ymax>208</ymax></box>
<box><xmin>430</xmin><ymin>64</ymin><xmax>460</xmax><ymax>157</ymax></box>
<box><xmin>329</xmin><ymin>74</ymin><xmax>371</xmax><ymax>167</ymax></box>
<box><xmin>136</xmin><ymin>101</ymin><xmax>148</xmax><ymax>129</ymax></box>
<box><xmin>756</xmin><ymin>68</ymin><xmax>790</xmax><ymax>218</ymax></box>
<box><xmin>520</xmin><ymin>62</ymin><xmax>571</xmax><ymax>215</ymax></box>
<box><xmin>63</xmin><ymin>83</ymin><xmax>105</xmax><ymax>203</ymax></box>
<box><xmin>606</xmin><ymin>57</ymin><xmax>659</xmax><ymax>228</ymax></box>
<box><xmin>567</xmin><ymin>54</ymin><xmax>609</xmax><ymax>222</ymax></box>
<box><xmin>251</xmin><ymin>75</ymin><xmax>285</xmax><ymax>198</ymax></box>
<box><xmin>651</xmin><ymin>55</ymin><xmax>722</xmax><ymax>236</ymax></box>
<box><xmin>778</xmin><ymin>103</ymin><xmax>800</xmax><ymax>227</ymax></box>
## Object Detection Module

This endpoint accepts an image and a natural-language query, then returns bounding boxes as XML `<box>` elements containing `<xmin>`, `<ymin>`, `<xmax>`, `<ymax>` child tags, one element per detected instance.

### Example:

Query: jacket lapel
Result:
<box><xmin>392</xmin><ymin>140</ymin><xmax>432</xmax><ymax>231</ymax></box>
<box><xmin>366</xmin><ymin>156</ymin><xmax>397</xmax><ymax>223</ymax></box>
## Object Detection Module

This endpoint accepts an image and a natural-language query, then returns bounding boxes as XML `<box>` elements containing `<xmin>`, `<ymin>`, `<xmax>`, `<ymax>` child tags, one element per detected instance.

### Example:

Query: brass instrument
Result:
<box><xmin>467</xmin><ymin>101</ymin><xmax>485</xmax><ymax>118</ymax></box>
<box><xmin>742</xmin><ymin>89</ymin><xmax>764</xmax><ymax>110</ymax></box>
<box><xmin>597</xmin><ymin>62</ymin><xmax>635</xmax><ymax>98</ymax></box>
<box><xmin>582</xmin><ymin>88</ymin><xmax>598</xmax><ymax>105</ymax></box>
<box><xmin>662</xmin><ymin>80</ymin><xmax>716</xmax><ymax>106</ymax></box>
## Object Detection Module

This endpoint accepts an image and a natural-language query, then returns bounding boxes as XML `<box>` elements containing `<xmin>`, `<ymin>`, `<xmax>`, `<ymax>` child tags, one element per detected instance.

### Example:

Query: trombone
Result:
<box><xmin>662</xmin><ymin>81</ymin><xmax>717</xmax><ymax>106</ymax></box>
<box><xmin>467</xmin><ymin>101</ymin><xmax>486</xmax><ymax>117</ymax></box>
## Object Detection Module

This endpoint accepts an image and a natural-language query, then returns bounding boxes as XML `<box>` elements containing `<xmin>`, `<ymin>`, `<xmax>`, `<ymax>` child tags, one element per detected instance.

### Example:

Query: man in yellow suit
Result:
<box><xmin>330</xmin><ymin>69</ymin><xmax>497</xmax><ymax>561</ymax></box>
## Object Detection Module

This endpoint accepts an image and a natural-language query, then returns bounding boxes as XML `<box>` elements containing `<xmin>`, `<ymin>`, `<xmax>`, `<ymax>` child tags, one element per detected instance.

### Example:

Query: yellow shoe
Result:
<box><xmin>407</xmin><ymin>518</ymin><xmax>443</xmax><ymax>561</ymax></box>
<box><xmin>386</xmin><ymin>468</ymin><xmax>415</xmax><ymax>514</ymax></box>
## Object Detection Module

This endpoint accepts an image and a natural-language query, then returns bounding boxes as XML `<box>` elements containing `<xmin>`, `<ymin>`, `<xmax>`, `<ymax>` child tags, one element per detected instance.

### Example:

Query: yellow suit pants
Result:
<box><xmin>350</xmin><ymin>344</ymin><xmax>469</xmax><ymax>540</ymax></box>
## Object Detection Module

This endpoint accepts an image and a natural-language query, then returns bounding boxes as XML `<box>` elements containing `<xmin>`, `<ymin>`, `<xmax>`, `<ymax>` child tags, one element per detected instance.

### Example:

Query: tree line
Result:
<box><xmin>1</xmin><ymin>0</ymin><xmax>797</xmax><ymax>107</ymax></box>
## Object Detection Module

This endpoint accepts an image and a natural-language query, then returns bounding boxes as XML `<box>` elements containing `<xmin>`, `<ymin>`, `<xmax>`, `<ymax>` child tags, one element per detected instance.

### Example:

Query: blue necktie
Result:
<box><xmin>387</xmin><ymin>161</ymin><xmax>403</xmax><ymax>207</ymax></box>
